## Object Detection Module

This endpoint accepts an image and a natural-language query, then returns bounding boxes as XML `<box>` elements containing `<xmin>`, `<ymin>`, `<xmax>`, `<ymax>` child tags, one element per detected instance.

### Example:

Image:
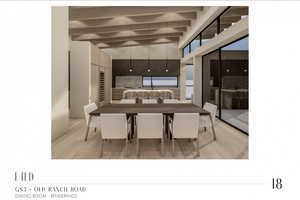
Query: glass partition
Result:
<box><xmin>202</xmin><ymin>36</ymin><xmax>248</xmax><ymax>133</ymax></box>
<box><xmin>220</xmin><ymin>37</ymin><xmax>248</xmax><ymax>133</ymax></box>
<box><xmin>202</xmin><ymin>49</ymin><xmax>220</xmax><ymax>116</ymax></box>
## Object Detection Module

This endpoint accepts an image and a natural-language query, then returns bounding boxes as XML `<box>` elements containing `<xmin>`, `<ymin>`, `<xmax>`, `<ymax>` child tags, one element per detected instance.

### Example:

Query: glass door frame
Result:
<box><xmin>201</xmin><ymin>35</ymin><xmax>249</xmax><ymax>135</ymax></box>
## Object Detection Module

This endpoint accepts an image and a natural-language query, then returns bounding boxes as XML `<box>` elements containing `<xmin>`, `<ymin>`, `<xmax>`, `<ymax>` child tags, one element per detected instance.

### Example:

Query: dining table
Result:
<box><xmin>84</xmin><ymin>103</ymin><xmax>216</xmax><ymax>141</ymax></box>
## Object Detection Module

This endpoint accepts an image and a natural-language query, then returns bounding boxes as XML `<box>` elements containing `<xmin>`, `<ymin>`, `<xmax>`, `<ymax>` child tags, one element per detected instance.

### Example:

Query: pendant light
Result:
<box><xmin>129</xmin><ymin>47</ymin><xmax>133</xmax><ymax>72</ymax></box>
<box><xmin>165</xmin><ymin>43</ymin><xmax>169</xmax><ymax>72</ymax></box>
<box><xmin>164</xmin><ymin>23</ymin><xmax>169</xmax><ymax>73</ymax></box>
<box><xmin>146</xmin><ymin>45</ymin><xmax>151</xmax><ymax>73</ymax></box>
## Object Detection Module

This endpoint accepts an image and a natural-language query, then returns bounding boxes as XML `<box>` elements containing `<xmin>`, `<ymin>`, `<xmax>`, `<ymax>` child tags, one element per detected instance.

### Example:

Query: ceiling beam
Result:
<box><xmin>72</xmin><ymin>28</ymin><xmax>186</xmax><ymax>40</ymax></box>
<box><xmin>85</xmin><ymin>32</ymin><xmax>182</xmax><ymax>43</ymax></box>
<box><xmin>70</xmin><ymin>12</ymin><xmax>197</xmax><ymax>29</ymax></box>
<box><xmin>70</xmin><ymin>20</ymin><xmax>191</xmax><ymax>35</ymax></box>
<box><xmin>70</xmin><ymin>6</ymin><xmax>203</xmax><ymax>20</ymax></box>
<box><xmin>98</xmin><ymin>39</ymin><xmax>178</xmax><ymax>49</ymax></box>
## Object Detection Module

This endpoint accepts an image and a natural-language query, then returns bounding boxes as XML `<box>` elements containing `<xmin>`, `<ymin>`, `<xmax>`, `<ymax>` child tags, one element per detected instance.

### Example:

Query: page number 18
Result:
<box><xmin>272</xmin><ymin>178</ymin><xmax>283</xmax><ymax>190</ymax></box>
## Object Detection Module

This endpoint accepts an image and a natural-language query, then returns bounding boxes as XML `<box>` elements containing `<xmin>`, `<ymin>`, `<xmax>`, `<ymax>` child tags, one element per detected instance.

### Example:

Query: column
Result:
<box><xmin>179</xmin><ymin>63</ymin><xmax>186</xmax><ymax>101</ymax></box>
<box><xmin>193</xmin><ymin>55</ymin><xmax>202</xmax><ymax>107</ymax></box>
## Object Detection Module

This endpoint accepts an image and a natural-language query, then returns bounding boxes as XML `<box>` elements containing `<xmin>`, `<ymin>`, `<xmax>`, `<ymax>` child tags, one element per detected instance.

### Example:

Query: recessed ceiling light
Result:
<box><xmin>226</xmin><ymin>69</ymin><xmax>230</xmax><ymax>72</ymax></box>
<box><xmin>165</xmin><ymin>69</ymin><xmax>169</xmax><ymax>72</ymax></box>
<box><xmin>147</xmin><ymin>69</ymin><xmax>151</xmax><ymax>72</ymax></box>
<box><xmin>129</xmin><ymin>68</ymin><xmax>133</xmax><ymax>72</ymax></box>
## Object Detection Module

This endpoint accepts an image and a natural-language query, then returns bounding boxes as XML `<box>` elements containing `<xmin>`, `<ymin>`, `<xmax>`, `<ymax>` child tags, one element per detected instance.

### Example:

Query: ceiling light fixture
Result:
<box><xmin>147</xmin><ymin>45</ymin><xmax>151</xmax><ymax>73</ymax></box>
<box><xmin>129</xmin><ymin>46</ymin><xmax>134</xmax><ymax>72</ymax></box>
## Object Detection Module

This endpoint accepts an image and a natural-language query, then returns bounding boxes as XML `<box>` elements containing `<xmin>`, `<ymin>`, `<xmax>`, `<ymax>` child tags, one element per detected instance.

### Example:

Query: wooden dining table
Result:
<box><xmin>84</xmin><ymin>103</ymin><xmax>216</xmax><ymax>141</ymax></box>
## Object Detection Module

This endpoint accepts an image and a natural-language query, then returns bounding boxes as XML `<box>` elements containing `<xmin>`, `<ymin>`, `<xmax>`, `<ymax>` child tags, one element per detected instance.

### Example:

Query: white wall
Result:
<box><xmin>102</xmin><ymin>43</ymin><xmax>180</xmax><ymax>60</ymax></box>
<box><xmin>70</xmin><ymin>41</ymin><xmax>90</xmax><ymax>118</ymax></box>
<box><xmin>70</xmin><ymin>41</ymin><xmax>112</xmax><ymax>117</ymax></box>
<box><xmin>52</xmin><ymin>7</ymin><xmax>69</xmax><ymax>140</ymax></box>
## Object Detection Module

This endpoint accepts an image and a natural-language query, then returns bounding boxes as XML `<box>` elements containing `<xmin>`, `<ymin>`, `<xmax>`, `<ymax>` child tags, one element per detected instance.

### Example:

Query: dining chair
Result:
<box><xmin>142</xmin><ymin>99</ymin><xmax>157</xmax><ymax>104</ymax></box>
<box><xmin>163</xmin><ymin>99</ymin><xmax>179</xmax><ymax>103</ymax></box>
<box><xmin>169</xmin><ymin>113</ymin><xmax>200</xmax><ymax>157</ymax></box>
<box><xmin>120</xmin><ymin>99</ymin><xmax>136</xmax><ymax>104</ymax></box>
<box><xmin>199</xmin><ymin>102</ymin><xmax>217</xmax><ymax>139</ymax></box>
<box><xmin>136</xmin><ymin>113</ymin><xmax>164</xmax><ymax>156</ymax></box>
<box><xmin>83</xmin><ymin>103</ymin><xmax>101</xmax><ymax>141</ymax></box>
<box><xmin>99</xmin><ymin>114</ymin><xmax>130</xmax><ymax>157</ymax></box>
<box><xmin>120</xmin><ymin>99</ymin><xmax>137</xmax><ymax>137</ymax></box>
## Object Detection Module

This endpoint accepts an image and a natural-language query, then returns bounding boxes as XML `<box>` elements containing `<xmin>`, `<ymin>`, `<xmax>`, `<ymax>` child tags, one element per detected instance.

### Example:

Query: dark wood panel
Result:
<box><xmin>112</xmin><ymin>59</ymin><xmax>180</xmax><ymax>76</ymax></box>
<box><xmin>112</xmin><ymin>59</ymin><xmax>180</xmax><ymax>87</ymax></box>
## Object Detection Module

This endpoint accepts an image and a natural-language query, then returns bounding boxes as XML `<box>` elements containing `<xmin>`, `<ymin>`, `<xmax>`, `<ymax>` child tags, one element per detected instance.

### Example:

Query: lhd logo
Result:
<box><xmin>14</xmin><ymin>172</ymin><xmax>34</xmax><ymax>182</ymax></box>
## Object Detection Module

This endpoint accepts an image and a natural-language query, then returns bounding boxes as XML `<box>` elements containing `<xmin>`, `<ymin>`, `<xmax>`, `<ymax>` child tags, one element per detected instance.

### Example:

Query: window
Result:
<box><xmin>185</xmin><ymin>65</ymin><xmax>194</xmax><ymax>99</ymax></box>
<box><xmin>220</xmin><ymin>36</ymin><xmax>248</xmax><ymax>133</ymax></box>
<box><xmin>142</xmin><ymin>77</ymin><xmax>152</xmax><ymax>87</ymax></box>
<box><xmin>182</xmin><ymin>6</ymin><xmax>248</xmax><ymax>57</ymax></box>
<box><xmin>190</xmin><ymin>35</ymin><xmax>200</xmax><ymax>52</ymax></box>
<box><xmin>202</xmin><ymin>36</ymin><xmax>249</xmax><ymax>133</ymax></box>
<box><xmin>143</xmin><ymin>77</ymin><xmax>178</xmax><ymax>88</ymax></box>
<box><xmin>220</xmin><ymin>7</ymin><xmax>248</xmax><ymax>33</ymax></box>
<box><xmin>183</xmin><ymin>45</ymin><xmax>190</xmax><ymax>57</ymax></box>
<box><xmin>201</xmin><ymin>20</ymin><xmax>218</xmax><ymax>45</ymax></box>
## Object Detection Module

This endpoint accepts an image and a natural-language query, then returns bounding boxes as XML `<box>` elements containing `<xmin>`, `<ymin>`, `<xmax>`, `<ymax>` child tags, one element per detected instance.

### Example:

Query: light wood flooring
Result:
<box><xmin>52</xmin><ymin>118</ymin><xmax>248</xmax><ymax>159</ymax></box>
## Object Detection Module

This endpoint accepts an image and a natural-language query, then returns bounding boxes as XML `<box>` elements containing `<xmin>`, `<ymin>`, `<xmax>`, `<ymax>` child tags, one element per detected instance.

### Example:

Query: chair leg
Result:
<box><xmin>94</xmin><ymin>128</ymin><xmax>96</xmax><ymax>132</ymax></box>
<box><xmin>84</xmin><ymin>116</ymin><xmax>92</xmax><ymax>141</ymax></box>
<box><xmin>161</xmin><ymin>138</ymin><xmax>164</xmax><ymax>156</ymax></box>
<box><xmin>136</xmin><ymin>138</ymin><xmax>139</xmax><ymax>157</ymax></box>
<box><xmin>172</xmin><ymin>138</ymin><xmax>175</xmax><ymax>156</ymax></box>
<box><xmin>125</xmin><ymin>138</ymin><xmax>128</xmax><ymax>157</ymax></box>
<box><xmin>209</xmin><ymin>115</ymin><xmax>217</xmax><ymax>141</ymax></box>
<box><xmin>100</xmin><ymin>139</ymin><xmax>104</xmax><ymax>158</ymax></box>
<box><xmin>197</xmin><ymin>136</ymin><xmax>200</xmax><ymax>158</ymax></box>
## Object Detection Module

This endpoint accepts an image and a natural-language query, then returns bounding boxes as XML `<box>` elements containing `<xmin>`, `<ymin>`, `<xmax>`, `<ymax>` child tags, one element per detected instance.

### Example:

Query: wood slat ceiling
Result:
<box><xmin>69</xmin><ymin>6</ymin><xmax>203</xmax><ymax>48</ymax></box>
<box><xmin>69</xmin><ymin>6</ymin><xmax>248</xmax><ymax>49</ymax></box>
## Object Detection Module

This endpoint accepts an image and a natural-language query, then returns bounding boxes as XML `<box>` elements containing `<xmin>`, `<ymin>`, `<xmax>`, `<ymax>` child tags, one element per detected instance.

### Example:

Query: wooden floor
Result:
<box><xmin>52</xmin><ymin>118</ymin><xmax>248</xmax><ymax>159</ymax></box>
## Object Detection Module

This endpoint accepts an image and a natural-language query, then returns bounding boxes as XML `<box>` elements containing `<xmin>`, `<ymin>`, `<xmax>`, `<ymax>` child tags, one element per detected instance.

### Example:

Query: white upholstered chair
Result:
<box><xmin>136</xmin><ymin>113</ymin><xmax>164</xmax><ymax>156</ymax></box>
<box><xmin>83</xmin><ymin>103</ymin><xmax>101</xmax><ymax>141</ymax></box>
<box><xmin>142</xmin><ymin>99</ymin><xmax>157</xmax><ymax>104</ymax></box>
<box><xmin>163</xmin><ymin>99</ymin><xmax>179</xmax><ymax>103</ymax></box>
<box><xmin>169</xmin><ymin>113</ymin><xmax>200</xmax><ymax>156</ymax></box>
<box><xmin>120</xmin><ymin>99</ymin><xmax>136</xmax><ymax>104</ymax></box>
<box><xmin>99</xmin><ymin>114</ymin><xmax>130</xmax><ymax>157</ymax></box>
<box><xmin>199</xmin><ymin>102</ymin><xmax>217</xmax><ymax>139</ymax></box>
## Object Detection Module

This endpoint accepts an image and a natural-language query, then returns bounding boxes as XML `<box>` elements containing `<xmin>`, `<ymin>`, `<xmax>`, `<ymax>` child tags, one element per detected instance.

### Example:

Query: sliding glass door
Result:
<box><xmin>202</xmin><ymin>49</ymin><xmax>220</xmax><ymax>117</ymax></box>
<box><xmin>202</xmin><ymin>36</ymin><xmax>249</xmax><ymax>133</ymax></box>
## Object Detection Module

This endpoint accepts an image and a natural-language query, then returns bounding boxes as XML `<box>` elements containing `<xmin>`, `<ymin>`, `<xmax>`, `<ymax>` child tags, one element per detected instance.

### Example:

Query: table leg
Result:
<box><xmin>84</xmin><ymin>115</ymin><xmax>92</xmax><ymax>141</ymax></box>
<box><xmin>130</xmin><ymin>115</ymin><xmax>135</xmax><ymax>140</ymax></box>
<box><xmin>165</xmin><ymin>114</ymin><xmax>169</xmax><ymax>139</ymax></box>
<box><xmin>209</xmin><ymin>115</ymin><xmax>217</xmax><ymax>141</ymax></box>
